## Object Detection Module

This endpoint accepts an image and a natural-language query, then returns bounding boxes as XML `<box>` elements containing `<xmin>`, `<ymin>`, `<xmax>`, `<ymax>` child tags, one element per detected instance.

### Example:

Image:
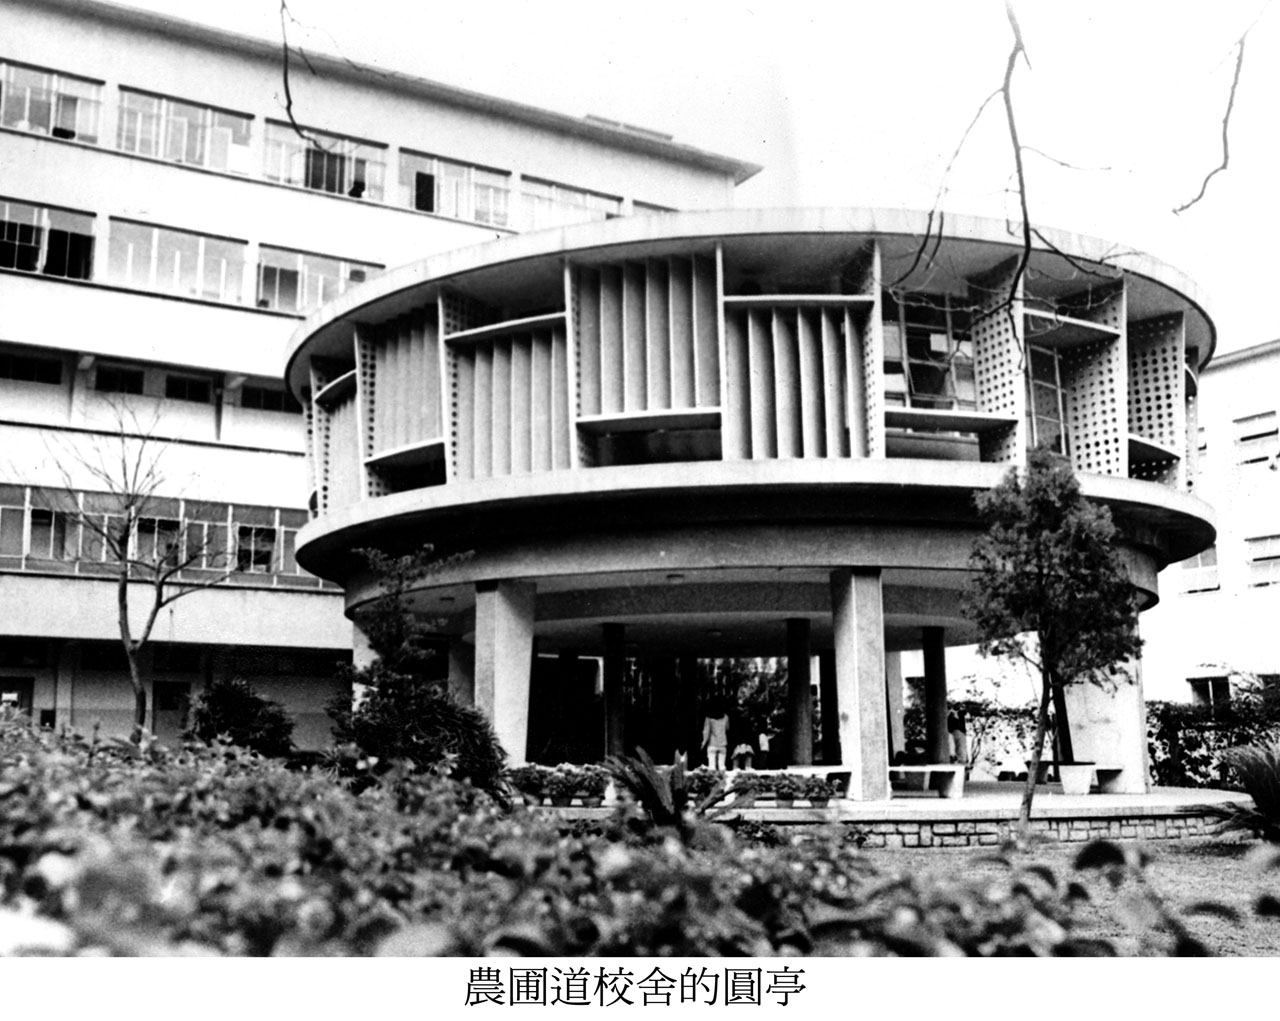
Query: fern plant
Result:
<box><xmin>605</xmin><ymin>747</ymin><xmax>730</xmax><ymax>841</ymax></box>
<box><xmin>1203</xmin><ymin>741</ymin><xmax>1280</xmax><ymax>843</ymax></box>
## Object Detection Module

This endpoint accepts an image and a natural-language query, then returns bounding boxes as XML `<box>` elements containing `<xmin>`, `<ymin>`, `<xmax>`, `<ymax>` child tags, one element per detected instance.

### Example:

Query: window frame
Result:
<box><xmin>107</xmin><ymin>218</ymin><xmax>246</xmax><ymax>304</ymax></box>
<box><xmin>0</xmin><ymin>59</ymin><xmax>102</xmax><ymax>143</ymax></box>
<box><xmin>115</xmin><ymin>88</ymin><xmax>253</xmax><ymax>174</ymax></box>
<box><xmin>881</xmin><ymin>292</ymin><xmax>976</xmax><ymax>412</ymax></box>
<box><xmin>256</xmin><ymin>244</ymin><xmax>380</xmax><ymax>313</ymax></box>
<box><xmin>0</xmin><ymin>196</ymin><xmax>95</xmax><ymax>281</ymax></box>
<box><xmin>263</xmin><ymin>121</ymin><xmax>386</xmax><ymax>201</ymax></box>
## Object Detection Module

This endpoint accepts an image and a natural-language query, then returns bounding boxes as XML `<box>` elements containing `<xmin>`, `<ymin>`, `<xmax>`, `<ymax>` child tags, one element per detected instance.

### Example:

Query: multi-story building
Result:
<box><xmin>287</xmin><ymin>207</ymin><xmax>1216</xmax><ymax>797</ymax></box>
<box><xmin>1142</xmin><ymin>338</ymin><xmax>1280</xmax><ymax>706</ymax></box>
<box><xmin>0</xmin><ymin>0</ymin><xmax>756</xmax><ymax>745</ymax></box>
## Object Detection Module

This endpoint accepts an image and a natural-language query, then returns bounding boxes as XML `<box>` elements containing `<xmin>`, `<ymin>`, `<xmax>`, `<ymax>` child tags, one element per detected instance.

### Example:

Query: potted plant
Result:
<box><xmin>801</xmin><ymin>774</ymin><xmax>837</xmax><ymax>807</ymax></box>
<box><xmin>507</xmin><ymin>764</ymin><xmax>550</xmax><ymax>805</ymax></box>
<box><xmin>547</xmin><ymin>768</ymin><xmax>580</xmax><ymax>807</ymax></box>
<box><xmin>578</xmin><ymin>764</ymin><xmax>609</xmax><ymax>807</ymax></box>
<box><xmin>772</xmin><ymin>774</ymin><xmax>802</xmax><ymax>808</ymax></box>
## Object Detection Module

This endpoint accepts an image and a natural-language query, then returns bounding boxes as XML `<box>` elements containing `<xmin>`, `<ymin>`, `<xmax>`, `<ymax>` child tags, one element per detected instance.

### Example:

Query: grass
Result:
<box><xmin>858</xmin><ymin>838</ymin><xmax>1280</xmax><ymax>956</ymax></box>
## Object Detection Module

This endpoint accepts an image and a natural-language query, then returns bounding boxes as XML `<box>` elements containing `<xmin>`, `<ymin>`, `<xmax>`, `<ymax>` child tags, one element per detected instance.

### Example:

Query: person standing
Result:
<box><xmin>948</xmin><ymin>708</ymin><xmax>968</xmax><ymax>768</ymax></box>
<box><xmin>756</xmin><ymin>729</ymin><xmax>771</xmax><ymax>769</ymax></box>
<box><xmin>702</xmin><ymin>701</ymin><xmax>729</xmax><ymax>770</ymax></box>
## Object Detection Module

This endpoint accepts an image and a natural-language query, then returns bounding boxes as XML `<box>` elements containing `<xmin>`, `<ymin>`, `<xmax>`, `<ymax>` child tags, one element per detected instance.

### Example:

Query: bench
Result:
<box><xmin>888</xmin><ymin>764</ymin><xmax>965</xmax><ymax>800</ymax></box>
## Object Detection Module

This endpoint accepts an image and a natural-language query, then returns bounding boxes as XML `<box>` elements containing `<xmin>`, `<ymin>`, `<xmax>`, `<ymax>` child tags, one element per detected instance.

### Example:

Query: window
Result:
<box><xmin>0</xmin><ymin>350</ymin><xmax>62</xmax><ymax>384</ymax></box>
<box><xmin>94</xmin><ymin>365</ymin><xmax>145</xmax><ymax>395</ymax></box>
<box><xmin>182</xmin><ymin>501</ymin><xmax>230</xmax><ymax>572</ymax></box>
<box><xmin>1026</xmin><ymin>345</ymin><xmax>1069</xmax><ymax>456</ymax></box>
<box><xmin>881</xmin><ymin>293</ymin><xmax>975</xmax><ymax>411</ymax></box>
<box><xmin>0</xmin><ymin>61</ymin><xmax>101</xmax><ymax>142</ymax></box>
<box><xmin>1181</xmin><ymin>546</ymin><xmax>1219</xmax><ymax>593</ymax></box>
<box><xmin>28</xmin><ymin>507</ymin><xmax>74</xmax><ymax>560</ymax></box>
<box><xmin>0</xmin><ymin>485</ymin><xmax>25</xmax><ymax>558</ymax></box>
<box><xmin>108</xmin><ymin>220</ymin><xmax>245</xmax><ymax>303</ymax></box>
<box><xmin>521</xmin><ymin>178</ymin><xmax>620</xmax><ymax>231</ymax></box>
<box><xmin>0</xmin><ymin>198</ymin><xmax>94</xmax><ymax>280</ymax></box>
<box><xmin>263</xmin><ymin>122</ymin><xmax>385</xmax><ymax>201</ymax></box>
<box><xmin>256</xmin><ymin>245</ymin><xmax>380</xmax><ymax>313</ymax></box>
<box><xmin>398</xmin><ymin>152</ymin><xmax>510</xmax><ymax>226</ymax></box>
<box><xmin>165</xmin><ymin>374</ymin><xmax>212</xmax><ymax>403</ymax></box>
<box><xmin>236</xmin><ymin>524</ymin><xmax>277</xmax><ymax>573</ymax></box>
<box><xmin>116</xmin><ymin>89</ymin><xmax>252</xmax><ymax>173</ymax></box>
<box><xmin>1233</xmin><ymin>412</ymin><xmax>1277</xmax><ymax>464</ymax></box>
<box><xmin>1248</xmin><ymin>535</ymin><xmax>1280</xmax><ymax>586</ymax></box>
<box><xmin>136</xmin><ymin>515</ymin><xmax>181</xmax><ymax>567</ymax></box>
<box><xmin>279</xmin><ymin>509</ymin><xmax>309</xmax><ymax>576</ymax></box>
<box><xmin>240</xmin><ymin>384</ymin><xmax>301</xmax><ymax>413</ymax></box>
<box><xmin>1189</xmin><ymin>677</ymin><xmax>1231</xmax><ymax>712</ymax></box>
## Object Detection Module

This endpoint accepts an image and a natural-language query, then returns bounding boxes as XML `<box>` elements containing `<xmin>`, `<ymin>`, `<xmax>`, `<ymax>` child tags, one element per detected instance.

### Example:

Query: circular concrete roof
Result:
<box><xmin>286</xmin><ymin>205</ymin><xmax>1216</xmax><ymax>395</ymax></box>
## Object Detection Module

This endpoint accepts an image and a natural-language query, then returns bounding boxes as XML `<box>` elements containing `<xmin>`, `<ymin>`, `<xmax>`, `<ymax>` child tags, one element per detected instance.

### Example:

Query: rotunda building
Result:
<box><xmin>285</xmin><ymin>207</ymin><xmax>1215</xmax><ymax>798</ymax></box>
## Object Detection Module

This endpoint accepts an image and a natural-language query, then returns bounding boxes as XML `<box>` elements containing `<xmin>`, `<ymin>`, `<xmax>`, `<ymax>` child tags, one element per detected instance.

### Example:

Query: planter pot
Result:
<box><xmin>549</xmin><ymin>795</ymin><xmax>574</xmax><ymax>807</ymax></box>
<box><xmin>808</xmin><ymin>797</ymin><xmax>831</xmax><ymax>808</ymax></box>
<box><xmin>580</xmin><ymin>796</ymin><xmax>604</xmax><ymax>808</ymax></box>
<box><xmin>774</xmin><ymin>797</ymin><xmax>795</xmax><ymax>809</ymax></box>
<box><xmin>1058</xmin><ymin>764</ymin><xmax>1095</xmax><ymax>796</ymax></box>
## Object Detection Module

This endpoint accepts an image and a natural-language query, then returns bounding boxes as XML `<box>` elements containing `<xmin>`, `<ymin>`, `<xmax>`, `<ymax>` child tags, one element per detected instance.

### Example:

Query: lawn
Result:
<box><xmin>859</xmin><ymin>837</ymin><xmax>1280</xmax><ymax>956</ymax></box>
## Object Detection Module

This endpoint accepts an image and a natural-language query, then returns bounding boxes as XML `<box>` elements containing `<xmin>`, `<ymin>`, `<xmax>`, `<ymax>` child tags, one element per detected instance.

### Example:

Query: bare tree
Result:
<box><xmin>39</xmin><ymin>403</ymin><xmax>240</xmax><ymax>736</ymax></box>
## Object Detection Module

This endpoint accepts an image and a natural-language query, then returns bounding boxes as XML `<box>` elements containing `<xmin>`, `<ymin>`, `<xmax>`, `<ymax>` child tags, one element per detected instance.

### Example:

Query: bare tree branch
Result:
<box><xmin>1172</xmin><ymin>4</ymin><xmax>1269</xmax><ymax>215</ymax></box>
<box><xmin>888</xmin><ymin>87</ymin><xmax>1001</xmax><ymax>290</ymax></box>
<box><xmin>1021</xmin><ymin>145</ymin><xmax>1110</xmax><ymax>173</ymax></box>
<box><xmin>999</xmin><ymin>1</ymin><xmax>1033</xmax><ymax>346</ymax></box>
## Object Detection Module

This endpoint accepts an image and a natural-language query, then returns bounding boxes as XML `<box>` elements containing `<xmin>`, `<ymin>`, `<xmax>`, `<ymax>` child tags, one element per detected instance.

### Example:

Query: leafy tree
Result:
<box><xmin>327</xmin><ymin>546</ymin><xmax>506</xmax><ymax>794</ymax></box>
<box><xmin>962</xmin><ymin>447</ymin><xmax>1143</xmax><ymax>831</ymax></box>
<box><xmin>186</xmin><ymin>677</ymin><xmax>294</xmax><ymax>758</ymax></box>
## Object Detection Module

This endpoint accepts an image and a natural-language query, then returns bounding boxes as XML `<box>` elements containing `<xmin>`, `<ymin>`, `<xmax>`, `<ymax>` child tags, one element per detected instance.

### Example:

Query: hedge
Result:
<box><xmin>0</xmin><ymin>711</ymin><xmax>1187</xmax><ymax>957</ymax></box>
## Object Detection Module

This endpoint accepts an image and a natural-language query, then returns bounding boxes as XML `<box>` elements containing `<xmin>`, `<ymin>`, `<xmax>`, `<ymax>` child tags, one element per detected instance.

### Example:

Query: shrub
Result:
<box><xmin>1147</xmin><ymin>701</ymin><xmax>1280</xmax><ymax>789</ymax></box>
<box><xmin>185</xmin><ymin>677</ymin><xmax>294</xmax><ymax>757</ymax></box>
<box><xmin>2</xmin><ymin>712</ymin><xmax>1266</xmax><ymax>958</ymax></box>
<box><xmin>330</xmin><ymin>666</ymin><xmax>506</xmax><ymax>795</ymax></box>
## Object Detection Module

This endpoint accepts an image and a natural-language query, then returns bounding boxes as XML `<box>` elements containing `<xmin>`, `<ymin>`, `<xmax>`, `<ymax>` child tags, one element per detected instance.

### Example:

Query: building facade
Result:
<box><xmin>1142</xmin><ymin>338</ymin><xmax>1280</xmax><ymax>705</ymax></box>
<box><xmin>0</xmin><ymin>0</ymin><xmax>754</xmax><ymax>744</ymax></box>
<box><xmin>287</xmin><ymin>207</ymin><xmax>1216</xmax><ymax>796</ymax></box>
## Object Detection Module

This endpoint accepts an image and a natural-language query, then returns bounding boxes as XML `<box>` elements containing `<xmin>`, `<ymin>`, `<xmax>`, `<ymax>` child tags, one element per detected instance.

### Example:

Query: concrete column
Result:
<box><xmin>818</xmin><ymin>650</ymin><xmax>839</xmax><ymax>765</ymax></box>
<box><xmin>884</xmin><ymin>650</ymin><xmax>905</xmax><ymax>760</ymax></box>
<box><xmin>922</xmin><ymin>626</ymin><xmax>949</xmax><ymax>764</ymax></box>
<box><xmin>648</xmin><ymin>658</ymin><xmax>679</xmax><ymax>763</ymax></box>
<box><xmin>448</xmin><ymin>640</ymin><xmax>476</xmax><ymax>706</ymax></box>
<box><xmin>54</xmin><ymin>639</ymin><xmax>78</xmax><ymax>730</ymax></box>
<box><xmin>786</xmin><ymin>618</ymin><xmax>813</xmax><ymax>766</ymax></box>
<box><xmin>829</xmin><ymin>568</ymin><xmax>889</xmax><ymax>800</ymax></box>
<box><xmin>1063</xmin><ymin>655</ymin><xmax>1150</xmax><ymax>793</ymax></box>
<box><xmin>677</xmin><ymin>655</ymin><xmax>700</xmax><ymax>763</ymax></box>
<box><xmin>474</xmin><ymin>580</ymin><xmax>536</xmax><ymax>765</ymax></box>
<box><xmin>602</xmin><ymin>623</ymin><xmax>625</xmax><ymax>758</ymax></box>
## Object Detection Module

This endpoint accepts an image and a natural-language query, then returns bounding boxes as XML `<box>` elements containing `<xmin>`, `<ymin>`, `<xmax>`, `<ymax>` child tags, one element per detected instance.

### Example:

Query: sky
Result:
<box><xmin>119</xmin><ymin>0</ymin><xmax>1280</xmax><ymax>355</ymax></box>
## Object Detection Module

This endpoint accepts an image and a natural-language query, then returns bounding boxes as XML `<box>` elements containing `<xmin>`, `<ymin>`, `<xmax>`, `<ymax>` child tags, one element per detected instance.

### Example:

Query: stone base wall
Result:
<box><xmin>781</xmin><ymin>813</ymin><xmax>1224</xmax><ymax>847</ymax></box>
